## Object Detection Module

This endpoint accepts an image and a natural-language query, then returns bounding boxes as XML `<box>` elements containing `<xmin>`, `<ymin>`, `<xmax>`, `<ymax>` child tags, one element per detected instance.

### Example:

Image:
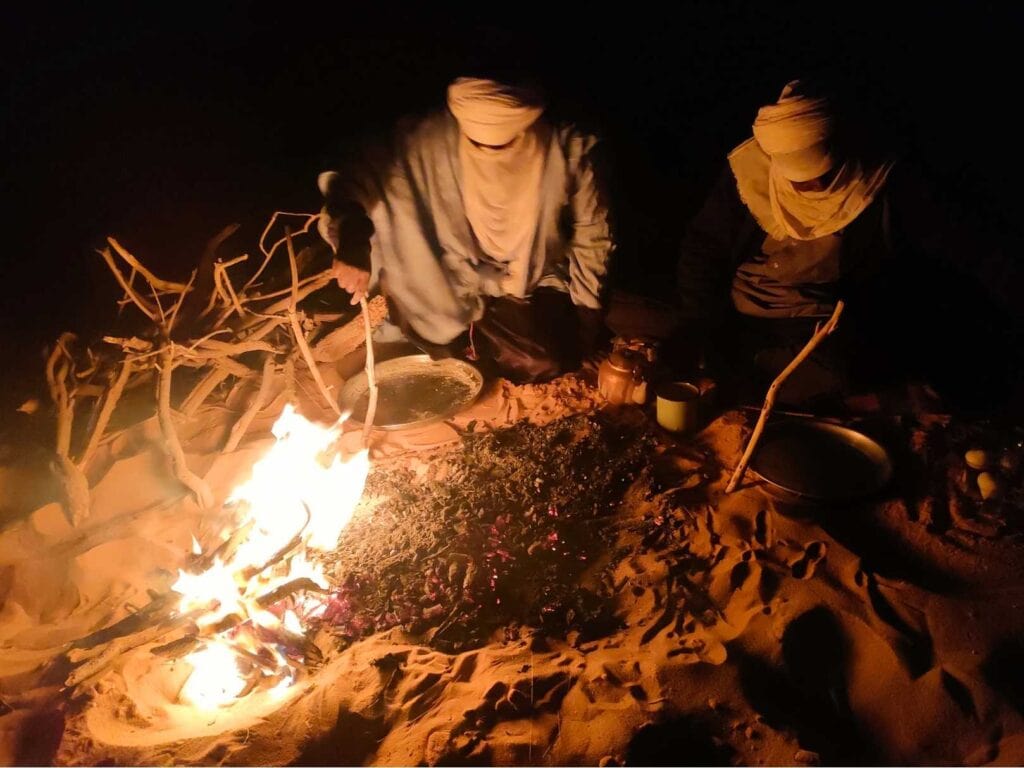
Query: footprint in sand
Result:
<box><xmin>789</xmin><ymin>541</ymin><xmax>827</xmax><ymax>580</ymax></box>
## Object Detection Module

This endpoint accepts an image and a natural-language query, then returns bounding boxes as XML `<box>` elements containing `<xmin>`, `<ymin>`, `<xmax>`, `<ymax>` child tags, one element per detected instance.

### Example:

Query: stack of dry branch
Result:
<box><xmin>41</xmin><ymin>212</ymin><xmax>386</xmax><ymax>525</ymax></box>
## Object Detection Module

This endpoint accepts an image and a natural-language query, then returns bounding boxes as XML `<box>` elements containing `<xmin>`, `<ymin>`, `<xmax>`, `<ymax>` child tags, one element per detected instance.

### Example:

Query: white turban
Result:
<box><xmin>447</xmin><ymin>77</ymin><xmax>544</xmax><ymax>146</ymax></box>
<box><xmin>752</xmin><ymin>81</ymin><xmax>835</xmax><ymax>183</ymax></box>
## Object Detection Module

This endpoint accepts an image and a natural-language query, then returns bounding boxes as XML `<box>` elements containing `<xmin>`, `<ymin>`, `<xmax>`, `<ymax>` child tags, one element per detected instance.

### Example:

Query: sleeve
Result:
<box><xmin>317</xmin><ymin>131</ymin><xmax>399</xmax><ymax>271</ymax></box>
<box><xmin>566</xmin><ymin>133</ymin><xmax>614</xmax><ymax>311</ymax></box>
<box><xmin>677</xmin><ymin>162</ymin><xmax>750</xmax><ymax>324</ymax></box>
<box><xmin>317</xmin><ymin>173</ymin><xmax>374</xmax><ymax>271</ymax></box>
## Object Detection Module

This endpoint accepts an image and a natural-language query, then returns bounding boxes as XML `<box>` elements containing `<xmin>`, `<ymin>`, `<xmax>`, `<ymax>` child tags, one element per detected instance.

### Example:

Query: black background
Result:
<box><xmin>4</xmin><ymin>2</ymin><xmax>1022</xmax><ymax>411</ymax></box>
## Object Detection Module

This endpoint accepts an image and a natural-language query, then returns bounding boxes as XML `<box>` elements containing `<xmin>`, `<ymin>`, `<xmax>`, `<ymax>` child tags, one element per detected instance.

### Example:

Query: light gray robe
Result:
<box><xmin>319</xmin><ymin>110</ymin><xmax>613</xmax><ymax>345</ymax></box>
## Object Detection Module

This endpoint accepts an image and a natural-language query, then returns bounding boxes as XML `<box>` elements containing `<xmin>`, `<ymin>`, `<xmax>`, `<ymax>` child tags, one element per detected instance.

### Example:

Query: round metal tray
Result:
<box><xmin>749</xmin><ymin>419</ymin><xmax>893</xmax><ymax>502</ymax></box>
<box><xmin>338</xmin><ymin>354</ymin><xmax>484</xmax><ymax>431</ymax></box>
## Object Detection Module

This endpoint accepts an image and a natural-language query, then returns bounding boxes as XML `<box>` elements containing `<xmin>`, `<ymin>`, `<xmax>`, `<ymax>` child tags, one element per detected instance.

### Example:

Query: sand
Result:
<box><xmin>1</xmin><ymin>342</ymin><xmax>1023</xmax><ymax>766</ymax></box>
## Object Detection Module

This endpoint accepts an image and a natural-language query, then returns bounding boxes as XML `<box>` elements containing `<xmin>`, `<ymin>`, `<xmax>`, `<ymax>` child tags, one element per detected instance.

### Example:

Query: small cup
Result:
<box><xmin>656</xmin><ymin>381</ymin><xmax>701</xmax><ymax>434</ymax></box>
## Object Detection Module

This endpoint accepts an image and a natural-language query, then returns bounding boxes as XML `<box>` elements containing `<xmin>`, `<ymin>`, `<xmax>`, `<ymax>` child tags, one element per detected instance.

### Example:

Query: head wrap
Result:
<box><xmin>447</xmin><ymin>77</ymin><xmax>544</xmax><ymax>146</ymax></box>
<box><xmin>752</xmin><ymin>81</ymin><xmax>835</xmax><ymax>182</ymax></box>
<box><xmin>729</xmin><ymin>80</ymin><xmax>892</xmax><ymax>240</ymax></box>
<box><xmin>447</xmin><ymin>78</ymin><xmax>547</xmax><ymax>286</ymax></box>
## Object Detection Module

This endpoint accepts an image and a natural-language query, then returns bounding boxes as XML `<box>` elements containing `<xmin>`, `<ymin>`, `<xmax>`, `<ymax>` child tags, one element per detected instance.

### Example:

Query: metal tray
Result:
<box><xmin>338</xmin><ymin>354</ymin><xmax>484</xmax><ymax>431</ymax></box>
<box><xmin>749</xmin><ymin>419</ymin><xmax>893</xmax><ymax>502</ymax></box>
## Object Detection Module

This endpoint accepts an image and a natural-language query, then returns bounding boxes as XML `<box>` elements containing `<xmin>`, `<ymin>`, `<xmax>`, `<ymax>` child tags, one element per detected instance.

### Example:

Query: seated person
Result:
<box><xmin>675</xmin><ymin>78</ymin><xmax>1021</xmax><ymax>410</ymax></box>
<box><xmin>317</xmin><ymin>73</ymin><xmax>613</xmax><ymax>383</ymax></box>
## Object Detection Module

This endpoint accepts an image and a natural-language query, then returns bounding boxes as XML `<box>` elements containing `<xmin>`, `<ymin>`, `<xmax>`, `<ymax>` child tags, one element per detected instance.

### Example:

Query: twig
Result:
<box><xmin>223</xmin><ymin>356</ymin><xmax>275</xmax><ymax>453</ymax></box>
<box><xmin>167</xmin><ymin>270</ymin><xmax>197</xmax><ymax>332</ymax></box>
<box><xmin>98</xmin><ymin>247</ymin><xmax>159</xmax><ymax>321</ymax></box>
<box><xmin>360</xmin><ymin>296</ymin><xmax>379</xmax><ymax>444</ymax></box>
<box><xmin>45</xmin><ymin>334</ymin><xmax>76</xmax><ymax>457</ymax></box>
<box><xmin>78</xmin><ymin>358</ymin><xmax>133</xmax><ymax>468</ymax></box>
<box><xmin>242</xmin><ymin>211</ymin><xmax>318</xmax><ymax>294</ymax></box>
<box><xmin>157</xmin><ymin>346</ymin><xmax>214</xmax><ymax>508</ymax></box>
<box><xmin>240</xmin><ymin>272</ymin><xmax>332</xmax><ymax>315</ymax></box>
<box><xmin>108</xmin><ymin>237</ymin><xmax>189</xmax><ymax>292</ymax></box>
<box><xmin>255</xmin><ymin>577</ymin><xmax>327</xmax><ymax>609</ymax></box>
<box><xmin>150</xmin><ymin>284</ymin><xmax>168</xmax><ymax>329</ymax></box>
<box><xmin>725</xmin><ymin>301</ymin><xmax>845</xmax><ymax>493</ymax></box>
<box><xmin>285</xmin><ymin>228</ymin><xmax>342</xmax><ymax>417</ymax></box>
<box><xmin>180</xmin><ymin>366</ymin><xmax>233</xmax><ymax>418</ymax></box>
<box><xmin>216</xmin><ymin>260</ymin><xmax>248</xmax><ymax>319</ymax></box>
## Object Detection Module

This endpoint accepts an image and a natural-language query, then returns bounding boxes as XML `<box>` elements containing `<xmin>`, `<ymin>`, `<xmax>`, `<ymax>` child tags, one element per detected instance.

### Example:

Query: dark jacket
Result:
<box><xmin>676</xmin><ymin>161</ymin><xmax>1023</xmax><ymax>405</ymax></box>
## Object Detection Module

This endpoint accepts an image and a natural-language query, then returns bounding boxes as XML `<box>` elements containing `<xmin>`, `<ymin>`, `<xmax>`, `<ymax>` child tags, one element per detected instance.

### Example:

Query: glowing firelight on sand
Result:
<box><xmin>172</xmin><ymin>404</ymin><xmax>369</xmax><ymax>708</ymax></box>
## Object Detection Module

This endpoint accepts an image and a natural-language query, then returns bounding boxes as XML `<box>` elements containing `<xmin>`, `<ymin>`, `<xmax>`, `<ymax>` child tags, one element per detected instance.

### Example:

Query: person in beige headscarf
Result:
<box><xmin>675</xmin><ymin>78</ymin><xmax>1021</xmax><ymax>406</ymax></box>
<box><xmin>318</xmin><ymin>75</ymin><xmax>613</xmax><ymax>383</ymax></box>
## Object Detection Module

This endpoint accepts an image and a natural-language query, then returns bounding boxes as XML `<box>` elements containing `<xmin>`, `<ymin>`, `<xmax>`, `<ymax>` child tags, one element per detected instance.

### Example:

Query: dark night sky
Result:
<box><xmin>3</xmin><ymin>3</ymin><xmax>1022</xmax><ymax>410</ymax></box>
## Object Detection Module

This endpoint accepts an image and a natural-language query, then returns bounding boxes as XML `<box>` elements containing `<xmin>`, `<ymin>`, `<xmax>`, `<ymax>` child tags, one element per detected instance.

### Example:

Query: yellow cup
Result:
<box><xmin>656</xmin><ymin>381</ymin><xmax>701</xmax><ymax>434</ymax></box>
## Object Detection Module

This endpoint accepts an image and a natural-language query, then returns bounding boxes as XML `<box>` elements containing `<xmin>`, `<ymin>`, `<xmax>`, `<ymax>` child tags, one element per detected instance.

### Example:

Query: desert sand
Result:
<box><xmin>1</xmin><ymin>319</ymin><xmax>1023</xmax><ymax>766</ymax></box>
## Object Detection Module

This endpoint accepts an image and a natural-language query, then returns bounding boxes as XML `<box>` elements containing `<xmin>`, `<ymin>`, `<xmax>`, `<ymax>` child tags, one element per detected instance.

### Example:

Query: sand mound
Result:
<box><xmin>1</xmin><ymin>366</ymin><xmax>1023</xmax><ymax>765</ymax></box>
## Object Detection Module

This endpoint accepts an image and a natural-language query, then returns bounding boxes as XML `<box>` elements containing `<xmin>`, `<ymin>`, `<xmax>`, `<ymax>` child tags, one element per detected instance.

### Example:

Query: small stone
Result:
<box><xmin>795</xmin><ymin>749</ymin><xmax>821</xmax><ymax>765</ymax></box>
<box><xmin>978</xmin><ymin>471</ymin><xmax>1001</xmax><ymax>500</ymax></box>
<box><xmin>965</xmin><ymin>449</ymin><xmax>990</xmax><ymax>470</ymax></box>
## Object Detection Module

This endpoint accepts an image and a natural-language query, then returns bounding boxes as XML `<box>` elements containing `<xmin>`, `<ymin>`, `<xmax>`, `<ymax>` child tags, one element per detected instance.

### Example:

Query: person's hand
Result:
<box><xmin>332</xmin><ymin>260</ymin><xmax>370</xmax><ymax>305</ymax></box>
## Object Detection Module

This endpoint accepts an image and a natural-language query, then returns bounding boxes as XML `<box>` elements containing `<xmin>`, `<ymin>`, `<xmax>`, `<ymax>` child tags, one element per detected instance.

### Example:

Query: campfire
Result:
<box><xmin>169</xmin><ymin>404</ymin><xmax>369</xmax><ymax>709</ymax></box>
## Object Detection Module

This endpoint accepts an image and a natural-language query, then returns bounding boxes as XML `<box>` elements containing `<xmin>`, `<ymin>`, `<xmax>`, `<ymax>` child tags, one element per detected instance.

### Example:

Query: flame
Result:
<box><xmin>170</xmin><ymin>404</ymin><xmax>370</xmax><ymax>706</ymax></box>
<box><xmin>172</xmin><ymin>558</ymin><xmax>244</xmax><ymax>627</ymax></box>
<box><xmin>179</xmin><ymin>642</ymin><xmax>247</xmax><ymax>708</ymax></box>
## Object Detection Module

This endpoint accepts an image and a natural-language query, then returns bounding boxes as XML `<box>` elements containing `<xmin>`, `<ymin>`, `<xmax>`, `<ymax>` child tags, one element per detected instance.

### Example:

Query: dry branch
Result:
<box><xmin>157</xmin><ymin>346</ymin><xmax>214</xmax><ymax>508</ymax></box>
<box><xmin>78</xmin><ymin>358</ymin><xmax>133</xmax><ymax>469</ymax></box>
<box><xmin>312</xmin><ymin>294</ymin><xmax>387</xmax><ymax>362</ymax></box>
<box><xmin>180</xmin><ymin>365</ymin><xmax>234</xmax><ymax>417</ymax></box>
<box><xmin>285</xmin><ymin>228</ymin><xmax>342</xmax><ymax>417</ymax></box>
<box><xmin>98</xmin><ymin>247</ymin><xmax>159</xmax><ymax>321</ymax></box>
<box><xmin>725</xmin><ymin>301</ymin><xmax>845</xmax><ymax>493</ymax></box>
<box><xmin>360</xmin><ymin>296</ymin><xmax>379</xmax><ymax>443</ymax></box>
<box><xmin>223</xmin><ymin>356</ymin><xmax>275</xmax><ymax>453</ymax></box>
<box><xmin>108</xmin><ymin>237</ymin><xmax>190</xmax><ymax>293</ymax></box>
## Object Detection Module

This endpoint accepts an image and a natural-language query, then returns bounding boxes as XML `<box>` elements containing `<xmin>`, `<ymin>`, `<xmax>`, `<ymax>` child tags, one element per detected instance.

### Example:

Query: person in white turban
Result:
<box><xmin>675</xmin><ymin>78</ymin><xmax>1021</xmax><ymax>408</ymax></box>
<box><xmin>318</xmin><ymin>75</ymin><xmax>613</xmax><ymax>382</ymax></box>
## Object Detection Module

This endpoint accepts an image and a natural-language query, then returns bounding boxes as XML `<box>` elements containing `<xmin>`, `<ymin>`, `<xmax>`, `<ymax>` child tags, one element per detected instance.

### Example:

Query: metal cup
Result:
<box><xmin>656</xmin><ymin>381</ymin><xmax>701</xmax><ymax>434</ymax></box>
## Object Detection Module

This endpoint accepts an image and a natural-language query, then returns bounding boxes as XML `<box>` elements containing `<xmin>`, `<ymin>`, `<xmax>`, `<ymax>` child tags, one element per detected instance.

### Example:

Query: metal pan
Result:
<box><xmin>749</xmin><ymin>418</ymin><xmax>893</xmax><ymax>502</ymax></box>
<box><xmin>338</xmin><ymin>354</ymin><xmax>484</xmax><ymax>431</ymax></box>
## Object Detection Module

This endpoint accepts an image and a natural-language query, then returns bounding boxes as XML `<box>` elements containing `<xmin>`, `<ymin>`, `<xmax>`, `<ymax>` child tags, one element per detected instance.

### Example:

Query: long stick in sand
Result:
<box><xmin>359</xmin><ymin>296</ymin><xmax>379</xmax><ymax>445</ymax></box>
<box><xmin>725</xmin><ymin>300</ymin><xmax>845</xmax><ymax>493</ymax></box>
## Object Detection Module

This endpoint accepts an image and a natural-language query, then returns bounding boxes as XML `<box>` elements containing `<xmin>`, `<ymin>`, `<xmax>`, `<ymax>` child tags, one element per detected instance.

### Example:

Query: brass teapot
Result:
<box><xmin>597</xmin><ymin>337</ymin><xmax>657</xmax><ymax>405</ymax></box>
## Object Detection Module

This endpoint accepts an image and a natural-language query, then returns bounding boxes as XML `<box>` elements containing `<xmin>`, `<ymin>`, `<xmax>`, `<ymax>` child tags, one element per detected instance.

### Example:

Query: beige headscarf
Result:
<box><xmin>729</xmin><ymin>80</ymin><xmax>892</xmax><ymax>241</ymax></box>
<box><xmin>447</xmin><ymin>77</ymin><xmax>546</xmax><ymax>287</ymax></box>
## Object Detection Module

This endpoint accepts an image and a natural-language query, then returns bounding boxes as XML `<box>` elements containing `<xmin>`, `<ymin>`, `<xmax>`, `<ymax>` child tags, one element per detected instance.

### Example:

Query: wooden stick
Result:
<box><xmin>45</xmin><ymin>334</ymin><xmax>76</xmax><ymax>457</ymax></box>
<box><xmin>217</xmin><ymin>261</ymin><xmax>248</xmax><ymax>319</ymax></box>
<box><xmin>180</xmin><ymin>365</ymin><xmax>234</xmax><ymax>417</ymax></box>
<box><xmin>98</xmin><ymin>248</ymin><xmax>160</xmax><ymax>321</ymax></box>
<box><xmin>285</xmin><ymin>229</ymin><xmax>342</xmax><ymax>417</ymax></box>
<box><xmin>725</xmin><ymin>301</ymin><xmax>845</xmax><ymax>493</ymax></box>
<box><xmin>312</xmin><ymin>294</ymin><xmax>387</xmax><ymax>362</ymax></box>
<box><xmin>78</xmin><ymin>358</ymin><xmax>133</xmax><ymax>468</ymax></box>
<box><xmin>222</xmin><ymin>356</ymin><xmax>275</xmax><ymax>453</ymax></box>
<box><xmin>241</xmin><ymin>272</ymin><xmax>332</xmax><ymax>315</ymax></box>
<box><xmin>167</xmin><ymin>270</ymin><xmax>196</xmax><ymax>332</ymax></box>
<box><xmin>44</xmin><ymin>336</ymin><xmax>90</xmax><ymax>524</ymax></box>
<box><xmin>242</xmin><ymin>211</ymin><xmax>318</xmax><ymax>294</ymax></box>
<box><xmin>157</xmin><ymin>346</ymin><xmax>214</xmax><ymax>508</ymax></box>
<box><xmin>108</xmin><ymin>237</ymin><xmax>190</xmax><ymax>293</ymax></box>
<box><xmin>360</xmin><ymin>296</ymin><xmax>379</xmax><ymax>443</ymax></box>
